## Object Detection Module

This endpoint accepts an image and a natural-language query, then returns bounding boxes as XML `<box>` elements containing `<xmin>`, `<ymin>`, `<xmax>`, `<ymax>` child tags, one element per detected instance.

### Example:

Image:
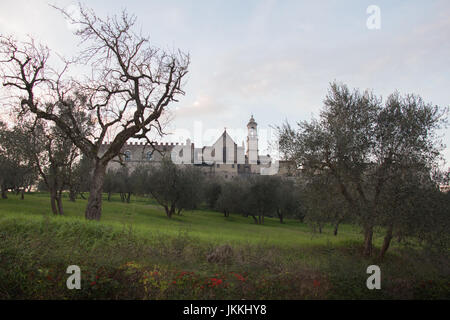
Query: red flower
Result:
<box><xmin>90</xmin><ymin>281</ymin><xmax>96</xmax><ymax>286</ymax></box>
<box><xmin>208</xmin><ymin>278</ymin><xmax>223</xmax><ymax>287</ymax></box>
<box><xmin>313</xmin><ymin>280</ymin><xmax>320</xmax><ymax>288</ymax></box>
<box><xmin>233</xmin><ymin>273</ymin><xmax>245</xmax><ymax>282</ymax></box>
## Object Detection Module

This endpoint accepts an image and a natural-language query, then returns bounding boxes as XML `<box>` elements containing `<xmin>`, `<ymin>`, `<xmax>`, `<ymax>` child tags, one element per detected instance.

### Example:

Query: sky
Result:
<box><xmin>0</xmin><ymin>0</ymin><xmax>449</xmax><ymax>166</ymax></box>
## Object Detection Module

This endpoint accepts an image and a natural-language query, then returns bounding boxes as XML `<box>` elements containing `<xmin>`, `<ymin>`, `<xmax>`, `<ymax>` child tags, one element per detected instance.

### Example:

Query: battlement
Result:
<box><xmin>101</xmin><ymin>140</ymin><xmax>194</xmax><ymax>147</ymax></box>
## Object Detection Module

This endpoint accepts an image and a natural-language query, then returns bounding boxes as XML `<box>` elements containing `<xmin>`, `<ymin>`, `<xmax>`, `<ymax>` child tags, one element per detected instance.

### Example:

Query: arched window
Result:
<box><xmin>124</xmin><ymin>150</ymin><xmax>131</xmax><ymax>161</ymax></box>
<box><xmin>146</xmin><ymin>151</ymin><xmax>152</xmax><ymax>161</ymax></box>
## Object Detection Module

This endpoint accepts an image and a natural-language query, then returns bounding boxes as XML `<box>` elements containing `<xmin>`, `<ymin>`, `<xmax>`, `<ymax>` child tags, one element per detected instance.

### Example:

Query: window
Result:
<box><xmin>124</xmin><ymin>150</ymin><xmax>131</xmax><ymax>161</ymax></box>
<box><xmin>146</xmin><ymin>152</ymin><xmax>152</xmax><ymax>161</ymax></box>
<box><xmin>216</xmin><ymin>164</ymin><xmax>220</xmax><ymax>168</ymax></box>
<box><xmin>231</xmin><ymin>164</ymin><xmax>235</xmax><ymax>168</ymax></box>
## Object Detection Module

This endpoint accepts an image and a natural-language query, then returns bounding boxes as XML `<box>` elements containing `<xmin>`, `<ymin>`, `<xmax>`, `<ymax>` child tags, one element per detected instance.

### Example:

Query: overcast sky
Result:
<box><xmin>0</xmin><ymin>0</ymin><xmax>449</xmax><ymax>166</ymax></box>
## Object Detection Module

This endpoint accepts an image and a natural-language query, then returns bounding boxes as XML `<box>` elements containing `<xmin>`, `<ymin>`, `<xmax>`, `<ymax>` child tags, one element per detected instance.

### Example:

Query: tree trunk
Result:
<box><xmin>277</xmin><ymin>209</ymin><xmax>284</xmax><ymax>224</ymax></box>
<box><xmin>56</xmin><ymin>194</ymin><xmax>64</xmax><ymax>215</ymax></box>
<box><xmin>50</xmin><ymin>189</ymin><xmax>58</xmax><ymax>215</ymax></box>
<box><xmin>333</xmin><ymin>222</ymin><xmax>340</xmax><ymax>236</ymax></box>
<box><xmin>250</xmin><ymin>214</ymin><xmax>258</xmax><ymax>224</ymax></box>
<box><xmin>126</xmin><ymin>192</ymin><xmax>131</xmax><ymax>203</ymax></box>
<box><xmin>168</xmin><ymin>204</ymin><xmax>176</xmax><ymax>218</ymax></box>
<box><xmin>107</xmin><ymin>192</ymin><xmax>111</xmax><ymax>201</ymax></box>
<box><xmin>80</xmin><ymin>192</ymin><xmax>86</xmax><ymax>200</ymax></box>
<box><xmin>363</xmin><ymin>225</ymin><xmax>374</xmax><ymax>257</ymax></box>
<box><xmin>164</xmin><ymin>204</ymin><xmax>175</xmax><ymax>218</ymax></box>
<box><xmin>379</xmin><ymin>224</ymin><xmax>394</xmax><ymax>260</ymax></box>
<box><xmin>20</xmin><ymin>188</ymin><xmax>25</xmax><ymax>200</ymax></box>
<box><xmin>85</xmin><ymin>161</ymin><xmax>107</xmax><ymax>221</ymax></box>
<box><xmin>69</xmin><ymin>190</ymin><xmax>76</xmax><ymax>202</ymax></box>
<box><xmin>1</xmin><ymin>185</ymin><xmax>7</xmax><ymax>199</ymax></box>
<box><xmin>163</xmin><ymin>205</ymin><xmax>170</xmax><ymax>217</ymax></box>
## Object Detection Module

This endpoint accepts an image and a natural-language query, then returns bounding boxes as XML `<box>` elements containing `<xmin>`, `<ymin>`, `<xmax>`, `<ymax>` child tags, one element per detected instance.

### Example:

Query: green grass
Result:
<box><xmin>0</xmin><ymin>192</ymin><xmax>449</xmax><ymax>299</ymax></box>
<box><xmin>0</xmin><ymin>192</ymin><xmax>365</xmax><ymax>247</ymax></box>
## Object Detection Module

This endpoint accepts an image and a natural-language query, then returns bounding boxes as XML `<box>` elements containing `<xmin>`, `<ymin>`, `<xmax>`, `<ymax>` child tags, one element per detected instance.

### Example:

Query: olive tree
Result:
<box><xmin>0</xmin><ymin>121</ymin><xmax>37</xmax><ymax>199</ymax></box>
<box><xmin>0</xmin><ymin>4</ymin><xmax>189</xmax><ymax>220</ymax></box>
<box><xmin>146</xmin><ymin>160</ymin><xmax>203</xmax><ymax>218</ymax></box>
<box><xmin>274</xmin><ymin>178</ymin><xmax>304</xmax><ymax>224</ymax></box>
<box><xmin>277</xmin><ymin>82</ymin><xmax>447</xmax><ymax>257</ymax></box>
<box><xmin>215</xmin><ymin>179</ymin><xmax>243</xmax><ymax>218</ymax></box>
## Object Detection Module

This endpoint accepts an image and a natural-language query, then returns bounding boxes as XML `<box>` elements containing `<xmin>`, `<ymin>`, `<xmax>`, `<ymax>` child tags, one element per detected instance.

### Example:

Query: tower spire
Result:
<box><xmin>246</xmin><ymin>115</ymin><xmax>258</xmax><ymax>164</ymax></box>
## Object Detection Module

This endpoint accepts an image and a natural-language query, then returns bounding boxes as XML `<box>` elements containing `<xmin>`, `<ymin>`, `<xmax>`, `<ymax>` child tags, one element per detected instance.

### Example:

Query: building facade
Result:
<box><xmin>100</xmin><ymin>116</ymin><xmax>291</xmax><ymax>179</ymax></box>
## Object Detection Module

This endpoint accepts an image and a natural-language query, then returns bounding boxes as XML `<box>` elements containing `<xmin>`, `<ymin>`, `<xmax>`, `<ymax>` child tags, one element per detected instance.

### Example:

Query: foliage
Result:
<box><xmin>277</xmin><ymin>82</ymin><xmax>448</xmax><ymax>257</ymax></box>
<box><xmin>143</xmin><ymin>159</ymin><xmax>205</xmax><ymax>217</ymax></box>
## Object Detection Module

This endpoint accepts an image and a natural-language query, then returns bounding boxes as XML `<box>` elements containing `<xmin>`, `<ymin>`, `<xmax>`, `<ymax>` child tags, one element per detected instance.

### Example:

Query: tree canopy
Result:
<box><xmin>277</xmin><ymin>82</ymin><xmax>448</xmax><ymax>257</ymax></box>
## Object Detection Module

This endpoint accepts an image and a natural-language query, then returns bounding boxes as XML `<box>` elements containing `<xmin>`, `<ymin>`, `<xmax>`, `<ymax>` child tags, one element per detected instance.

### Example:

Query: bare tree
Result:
<box><xmin>0</xmin><ymin>4</ymin><xmax>189</xmax><ymax>220</ymax></box>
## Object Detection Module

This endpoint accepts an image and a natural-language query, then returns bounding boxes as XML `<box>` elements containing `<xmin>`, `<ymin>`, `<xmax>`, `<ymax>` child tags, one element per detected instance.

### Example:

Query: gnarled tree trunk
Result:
<box><xmin>85</xmin><ymin>161</ymin><xmax>107</xmax><ymax>220</ymax></box>
<box><xmin>56</xmin><ymin>193</ymin><xmax>64</xmax><ymax>215</ymax></box>
<box><xmin>379</xmin><ymin>224</ymin><xmax>394</xmax><ymax>260</ymax></box>
<box><xmin>277</xmin><ymin>209</ymin><xmax>284</xmax><ymax>224</ymax></box>
<box><xmin>333</xmin><ymin>221</ymin><xmax>341</xmax><ymax>236</ymax></box>
<box><xmin>69</xmin><ymin>189</ymin><xmax>76</xmax><ymax>202</ymax></box>
<box><xmin>50</xmin><ymin>189</ymin><xmax>58</xmax><ymax>215</ymax></box>
<box><xmin>1</xmin><ymin>184</ymin><xmax>7</xmax><ymax>199</ymax></box>
<box><xmin>363</xmin><ymin>225</ymin><xmax>374</xmax><ymax>257</ymax></box>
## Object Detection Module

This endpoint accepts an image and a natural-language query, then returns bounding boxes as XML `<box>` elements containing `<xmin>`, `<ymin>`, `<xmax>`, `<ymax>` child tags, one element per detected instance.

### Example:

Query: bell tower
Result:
<box><xmin>246</xmin><ymin>115</ymin><xmax>258</xmax><ymax>164</ymax></box>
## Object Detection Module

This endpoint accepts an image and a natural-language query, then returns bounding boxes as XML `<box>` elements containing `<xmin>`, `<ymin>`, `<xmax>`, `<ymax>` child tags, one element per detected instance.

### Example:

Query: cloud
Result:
<box><xmin>173</xmin><ymin>94</ymin><xmax>226</xmax><ymax>119</ymax></box>
<box><xmin>0</xmin><ymin>0</ymin><xmax>448</xmax><ymax>165</ymax></box>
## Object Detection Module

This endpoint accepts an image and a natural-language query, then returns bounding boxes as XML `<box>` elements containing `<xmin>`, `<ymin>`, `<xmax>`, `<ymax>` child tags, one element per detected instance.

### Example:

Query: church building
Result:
<box><xmin>100</xmin><ymin>116</ymin><xmax>287</xmax><ymax>178</ymax></box>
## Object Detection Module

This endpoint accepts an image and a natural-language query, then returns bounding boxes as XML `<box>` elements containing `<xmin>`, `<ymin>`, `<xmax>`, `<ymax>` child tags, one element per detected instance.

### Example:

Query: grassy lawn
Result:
<box><xmin>0</xmin><ymin>192</ymin><xmax>448</xmax><ymax>299</ymax></box>
<box><xmin>0</xmin><ymin>192</ymin><xmax>366</xmax><ymax>247</ymax></box>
